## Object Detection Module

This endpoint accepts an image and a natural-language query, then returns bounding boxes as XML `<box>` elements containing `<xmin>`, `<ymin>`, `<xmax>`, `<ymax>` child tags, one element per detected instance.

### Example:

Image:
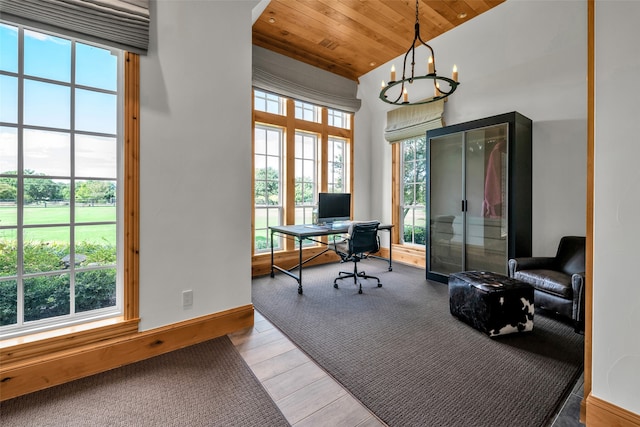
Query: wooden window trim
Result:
<box><xmin>0</xmin><ymin>52</ymin><xmax>140</xmax><ymax>362</ymax></box>
<box><xmin>391</xmin><ymin>141</ymin><xmax>426</xmax><ymax>268</ymax></box>
<box><xmin>123</xmin><ymin>52</ymin><xmax>140</xmax><ymax>321</ymax></box>
<box><xmin>392</xmin><ymin>143</ymin><xmax>401</xmax><ymax>245</ymax></box>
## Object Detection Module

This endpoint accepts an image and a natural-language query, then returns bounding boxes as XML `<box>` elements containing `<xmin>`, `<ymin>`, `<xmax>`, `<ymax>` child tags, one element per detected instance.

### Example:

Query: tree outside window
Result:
<box><xmin>401</xmin><ymin>136</ymin><xmax>427</xmax><ymax>245</ymax></box>
<box><xmin>295</xmin><ymin>131</ymin><xmax>317</xmax><ymax>225</ymax></box>
<box><xmin>328</xmin><ymin>137</ymin><xmax>346</xmax><ymax>193</ymax></box>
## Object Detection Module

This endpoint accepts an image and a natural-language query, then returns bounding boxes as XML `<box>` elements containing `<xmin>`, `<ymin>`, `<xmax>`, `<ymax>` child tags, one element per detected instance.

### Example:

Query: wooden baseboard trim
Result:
<box><xmin>587</xmin><ymin>394</ymin><xmax>640</xmax><ymax>426</ymax></box>
<box><xmin>0</xmin><ymin>305</ymin><xmax>254</xmax><ymax>401</ymax></box>
<box><xmin>389</xmin><ymin>244</ymin><xmax>425</xmax><ymax>269</ymax></box>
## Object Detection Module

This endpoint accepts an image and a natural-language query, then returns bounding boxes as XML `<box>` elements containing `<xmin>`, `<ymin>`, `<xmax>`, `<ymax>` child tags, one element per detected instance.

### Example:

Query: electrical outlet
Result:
<box><xmin>182</xmin><ymin>290</ymin><xmax>193</xmax><ymax>307</ymax></box>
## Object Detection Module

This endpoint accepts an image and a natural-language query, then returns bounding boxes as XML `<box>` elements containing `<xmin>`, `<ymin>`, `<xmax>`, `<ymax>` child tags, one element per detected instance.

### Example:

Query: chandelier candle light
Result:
<box><xmin>379</xmin><ymin>0</ymin><xmax>460</xmax><ymax>105</ymax></box>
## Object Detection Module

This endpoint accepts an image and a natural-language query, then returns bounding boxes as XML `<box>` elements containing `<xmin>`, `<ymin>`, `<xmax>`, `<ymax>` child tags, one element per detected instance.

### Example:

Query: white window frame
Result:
<box><xmin>254</xmin><ymin>90</ymin><xmax>285</xmax><ymax>116</ymax></box>
<box><xmin>0</xmin><ymin>22</ymin><xmax>123</xmax><ymax>339</ymax></box>
<box><xmin>294</xmin><ymin>130</ymin><xmax>317</xmax><ymax>225</ymax></box>
<box><xmin>327</xmin><ymin>108</ymin><xmax>351</xmax><ymax>130</ymax></box>
<box><xmin>294</xmin><ymin>100</ymin><xmax>321</xmax><ymax>123</ymax></box>
<box><xmin>254</xmin><ymin>124</ymin><xmax>284</xmax><ymax>253</ymax></box>
<box><xmin>400</xmin><ymin>135</ymin><xmax>427</xmax><ymax>246</ymax></box>
<box><xmin>327</xmin><ymin>137</ymin><xmax>347</xmax><ymax>193</ymax></box>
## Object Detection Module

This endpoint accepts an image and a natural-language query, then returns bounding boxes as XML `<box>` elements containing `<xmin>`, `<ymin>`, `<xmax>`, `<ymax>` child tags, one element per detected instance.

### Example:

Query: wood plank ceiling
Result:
<box><xmin>253</xmin><ymin>0</ymin><xmax>506</xmax><ymax>82</ymax></box>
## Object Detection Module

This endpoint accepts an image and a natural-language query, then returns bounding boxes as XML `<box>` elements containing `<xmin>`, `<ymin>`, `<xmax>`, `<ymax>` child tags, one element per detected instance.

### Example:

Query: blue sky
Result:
<box><xmin>1</xmin><ymin>22</ymin><xmax>118</xmax><ymax>179</ymax></box>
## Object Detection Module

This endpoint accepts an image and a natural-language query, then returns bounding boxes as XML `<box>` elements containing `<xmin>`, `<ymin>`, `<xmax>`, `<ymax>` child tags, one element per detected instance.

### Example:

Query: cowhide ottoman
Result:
<box><xmin>448</xmin><ymin>271</ymin><xmax>534</xmax><ymax>337</ymax></box>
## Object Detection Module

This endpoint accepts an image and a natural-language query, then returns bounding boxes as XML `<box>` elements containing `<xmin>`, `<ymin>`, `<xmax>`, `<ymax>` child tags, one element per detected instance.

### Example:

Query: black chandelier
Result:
<box><xmin>379</xmin><ymin>0</ymin><xmax>460</xmax><ymax>106</ymax></box>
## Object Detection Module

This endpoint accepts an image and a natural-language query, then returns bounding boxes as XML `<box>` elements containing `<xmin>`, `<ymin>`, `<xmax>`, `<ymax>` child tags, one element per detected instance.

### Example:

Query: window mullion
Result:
<box><xmin>15</xmin><ymin>25</ymin><xmax>25</xmax><ymax>328</ymax></box>
<box><xmin>319</xmin><ymin>108</ymin><xmax>328</xmax><ymax>194</ymax></box>
<box><xmin>69</xmin><ymin>39</ymin><xmax>77</xmax><ymax>316</ymax></box>
<box><xmin>284</xmin><ymin>99</ymin><xmax>296</xmax><ymax>231</ymax></box>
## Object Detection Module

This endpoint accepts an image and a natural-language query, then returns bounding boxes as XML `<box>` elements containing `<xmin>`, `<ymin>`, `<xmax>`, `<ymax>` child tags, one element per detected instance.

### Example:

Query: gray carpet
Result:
<box><xmin>252</xmin><ymin>261</ymin><xmax>584</xmax><ymax>427</ymax></box>
<box><xmin>0</xmin><ymin>336</ymin><xmax>290</xmax><ymax>427</ymax></box>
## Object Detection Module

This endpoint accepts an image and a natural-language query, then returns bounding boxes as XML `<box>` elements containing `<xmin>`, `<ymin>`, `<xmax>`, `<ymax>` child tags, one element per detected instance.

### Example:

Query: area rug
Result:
<box><xmin>0</xmin><ymin>336</ymin><xmax>289</xmax><ymax>427</ymax></box>
<box><xmin>252</xmin><ymin>261</ymin><xmax>584</xmax><ymax>427</ymax></box>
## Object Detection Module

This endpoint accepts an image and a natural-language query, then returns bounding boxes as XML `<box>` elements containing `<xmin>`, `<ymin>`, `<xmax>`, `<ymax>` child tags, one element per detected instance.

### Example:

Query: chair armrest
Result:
<box><xmin>331</xmin><ymin>234</ymin><xmax>347</xmax><ymax>244</ymax></box>
<box><xmin>571</xmin><ymin>272</ymin><xmax>586</xmax><ymax>324</ymax></box>
<box><xmin>331</xmin><ymin>235</ymin><xmax>350</xmax><ymax>258</ymax></box>
<box><xmin>508</xmin><ymin>257</ymin><xmax>556</xmax><ymax>277</ymax></box>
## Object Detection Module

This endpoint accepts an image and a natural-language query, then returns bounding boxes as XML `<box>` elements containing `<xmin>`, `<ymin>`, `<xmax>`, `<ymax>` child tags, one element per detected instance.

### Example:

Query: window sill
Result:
<box><xmin>0</xmin><ymin>317</ymin><xmax>140</xmax><ymax>366</ymax></box>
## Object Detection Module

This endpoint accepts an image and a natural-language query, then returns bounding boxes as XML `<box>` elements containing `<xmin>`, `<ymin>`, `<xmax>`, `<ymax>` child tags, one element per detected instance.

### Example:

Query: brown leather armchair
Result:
<box><xmin>508</xmin><ymin>236</ymin><xmax>585</xmax><ymax>332</ymax></box>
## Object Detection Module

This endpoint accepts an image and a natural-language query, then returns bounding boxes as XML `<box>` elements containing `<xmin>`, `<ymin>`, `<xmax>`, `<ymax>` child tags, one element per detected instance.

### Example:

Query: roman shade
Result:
<box><xmin>0</xmin><ymin>0</ymin><xmax>150</xmax><ymax>54</ymax></box>
<box><xmin>384</xmin><ymin>99</ymin><xmax>445</xmax><ymax>143</ymax></box>
<box><xmin>253</xmin><ymin>45</ymin><xmax>361</xmax><ymax>113</ymax></box>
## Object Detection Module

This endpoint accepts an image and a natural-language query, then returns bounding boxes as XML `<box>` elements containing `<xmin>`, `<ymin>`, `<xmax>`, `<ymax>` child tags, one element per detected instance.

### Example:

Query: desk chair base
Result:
<box><xmin>334</xmin><ymin>262</ymin><xmax>382</xmax><ymax>294</ymax></box>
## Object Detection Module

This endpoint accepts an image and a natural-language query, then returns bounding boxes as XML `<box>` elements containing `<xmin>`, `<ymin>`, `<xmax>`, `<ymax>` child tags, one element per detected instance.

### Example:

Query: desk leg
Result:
<box><xmin>297</xmin><ymin>236</ymin><xmax>303</xmax><ymax>294</ymax></box>
<box><xmin>388</xmin><ymin>236</ymin><xmax>393</xmax><ymax>271</ymax></box>
<box><xmin>270</xmin><ymin>229</ymin><xmax>275</xmax><ymax>278</ymax></box>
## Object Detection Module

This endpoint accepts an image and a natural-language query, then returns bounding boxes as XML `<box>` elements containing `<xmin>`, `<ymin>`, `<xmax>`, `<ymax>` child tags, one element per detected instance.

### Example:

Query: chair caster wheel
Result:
<box><xmin>378</xmin><ymin>283</ymin><xmax>382</xmax><ymax>288</ymax></box>
<box><xmin>334</xmin><ymin>283</ymin><xmax>339</xmax><ymax>289</ymax></box>
<box><xmin>358</xmin><ymin>289</ymin><xmax>363</xmax><ymax>294</ymax></box>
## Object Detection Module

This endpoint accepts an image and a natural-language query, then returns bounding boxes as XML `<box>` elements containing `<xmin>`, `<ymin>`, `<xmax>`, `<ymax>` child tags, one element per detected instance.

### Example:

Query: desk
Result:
<box><xmin>270</xmin><ymin>223</ymin><xmax>393</xmax><ymax>294</ymax></box>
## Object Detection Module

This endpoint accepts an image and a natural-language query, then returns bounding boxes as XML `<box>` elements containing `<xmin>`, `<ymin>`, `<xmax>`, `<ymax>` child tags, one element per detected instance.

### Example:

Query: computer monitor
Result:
<box><xmin>317</xmin><ymin>192</ymin><xmax>351</xmax><ymax>225</ymax></box>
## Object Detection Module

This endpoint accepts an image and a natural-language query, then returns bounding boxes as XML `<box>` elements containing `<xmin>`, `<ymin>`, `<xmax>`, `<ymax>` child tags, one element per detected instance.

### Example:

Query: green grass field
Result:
<box><xmin>0</xmin><ymin>206</ymin><xmax>116</xmax><ymax>245</ymax></box>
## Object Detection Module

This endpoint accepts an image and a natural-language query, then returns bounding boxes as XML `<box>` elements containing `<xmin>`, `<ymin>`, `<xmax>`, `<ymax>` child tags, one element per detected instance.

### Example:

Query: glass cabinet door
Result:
<box><xmin>426</xmin><ymin>112</ymin><xmax>531</xmax><ymax>283</ymax></box>
<box><xmin>464</xmin><ymin>124</ymin><xmax>508</xmax><ymax>274</ymax></box>
<box><xmin>428</xmin><ymin>132</ymin><xmax>463</xmax><ymax>276</ymax></box>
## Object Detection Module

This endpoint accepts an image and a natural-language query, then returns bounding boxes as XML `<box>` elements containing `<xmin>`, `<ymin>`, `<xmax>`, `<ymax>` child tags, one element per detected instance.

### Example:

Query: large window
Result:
<box><xmin>400</xmin><ymin>136</ymin><xmax>427</xmax><ymax>245</ymax></box>
<box><xmin>254</xmin><ymin>124</ymin><xmax>283</xmax><ymax>252</ymax></box>
<box><xmin>0</xmin><ymin>23</ymin><xmax>123</xmax><ymax>338</ymax></box>
<box><xmin>295</xmin><ymin>131</ymin><xmax>317</xmax><ymax>224</ymax></box>
<box><xmin>252</xmin><ymin>90</ymin><xmax>353</xmax><ymax>255</ymax></box>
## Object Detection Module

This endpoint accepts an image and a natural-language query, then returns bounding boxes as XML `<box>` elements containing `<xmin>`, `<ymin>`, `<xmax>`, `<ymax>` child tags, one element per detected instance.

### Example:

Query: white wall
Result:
<box><xmin>138</xmin><ymin>0</ymin><xmax>257</xmax><ymax>330</ymax></box>
<box><xmin>352</xmin><ymin>102</ymin><xmax>376</xmax><ymax>237</ymax></box>
<box><xmin>593</xmin><ymin>0</ymin><xmax>640</xmax><ymax>414</ymax></box>
<box><xmin>357</xmin><ymin>0</ymin><xmax>587</xmax><ymax>256</ymax></box>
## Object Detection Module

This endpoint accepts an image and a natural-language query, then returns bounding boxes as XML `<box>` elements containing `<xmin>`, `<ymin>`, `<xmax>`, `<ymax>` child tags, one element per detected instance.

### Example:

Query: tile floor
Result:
<box><xmin>228</xmin><ymin>310</ymin><xmax>584</xmax><ymax>427</ymax></box>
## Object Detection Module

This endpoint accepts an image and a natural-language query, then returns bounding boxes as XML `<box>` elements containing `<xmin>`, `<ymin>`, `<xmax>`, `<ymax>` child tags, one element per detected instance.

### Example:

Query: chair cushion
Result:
<box><xmin>513</xmin><ymin>269</ymin><xmax>572</xmax><ymax>299</ymax></box>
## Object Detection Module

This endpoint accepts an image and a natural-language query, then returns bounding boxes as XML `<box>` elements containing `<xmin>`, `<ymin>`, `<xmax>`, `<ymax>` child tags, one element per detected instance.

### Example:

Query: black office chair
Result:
<box><xmin>331</xmin><ymin>221</ymin><xmax>382</xmax><ymax>294</ymax></box>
